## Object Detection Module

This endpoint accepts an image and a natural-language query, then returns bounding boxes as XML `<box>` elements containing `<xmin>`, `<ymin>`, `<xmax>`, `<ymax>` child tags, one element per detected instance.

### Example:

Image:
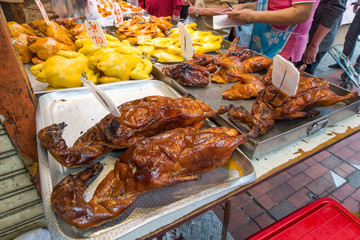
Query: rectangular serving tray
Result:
<box><xmin>151</xmin><ymin>41</ymin><xmax>360</xmax><ymax>159</ymax></box>
<box><xmin>36</xmin><ymin>79</ymin><xmax>256</xmax><ymax>239</ymax></box>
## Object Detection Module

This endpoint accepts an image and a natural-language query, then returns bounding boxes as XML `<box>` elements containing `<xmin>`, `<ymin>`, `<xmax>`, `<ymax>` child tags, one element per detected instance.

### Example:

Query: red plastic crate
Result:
<box><xmin>247</xmin><ymin>197</ymin><xmax>360</xmax><ymax>240</ymax></box>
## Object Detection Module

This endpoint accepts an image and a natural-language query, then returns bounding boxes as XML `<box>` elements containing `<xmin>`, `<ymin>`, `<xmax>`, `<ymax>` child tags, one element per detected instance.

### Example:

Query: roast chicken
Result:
<box><xmin>32</xmin><ymin>20</ymin><xmax>75</xmax><ymax>47</ymax></box>
<box><xmin>7</xmin><ymin>22</ymin><xmax>41</xmax><ymax>63</ymax></box>
<box><xmin>211</xmin><ymin>56</ymin><xmax>248</xmax><ymax>83</ymax></box>
<box><xmin>51</xmin><ymin>126</ymin><xmax>259</xmax><ymax>228</ymax></box>
<box><xmin>38</xmin><ymin>96</ymin><xmax>227</xmax><ymax>167</ymax></box>
<box><xmin>243</xmin><ymin>56</ymin><xmax>272</xmax><ymax>73</ymax></box>
<box><xmin>215</xmin><ymin>37</ymin><xmax>251</xmax><ymax>62</ymax></box>
<box><xmin>228</xmin><ymin>75</ymin><xmax>358</xmax><ymax>135</ymax></box>
<box><xmin>222</xmin><ymin>74</ymin><xmax>265</xmax><ymax>100</ymax></box>
<box><xmin>28</xmin><ymin>37</ymin><xmax>77</xmax><ymax>63</ymax></box>
<box><xmin>186</xmin><ymin>53</ymin><xmax>217</xmax><ymax>73</ymax></box>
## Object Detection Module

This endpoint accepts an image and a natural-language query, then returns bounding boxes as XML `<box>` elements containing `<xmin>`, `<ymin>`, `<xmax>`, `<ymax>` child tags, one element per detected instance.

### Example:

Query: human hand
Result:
<box><xmin>182</xmin><ymin>0</ymin><xmax>190</xmax><ymax>6</ymax></box>
<box><xmin>353</xmin><ymin>1</ymin><xmax>360</xmax><ymax>13</ymax></box>
<box><xmin>172</xmin><ymin>14</ymin><xmax>180</xmax><ymax>22</ymax></box>
<box><xmin>226</xmin><ymin>9</ymin><xmax>255</xmax><ymax>23</ymax></box>
<box><xmin>188</xmin><ymin>6</ymin><xmax>198</xmax><ymax>18</ymax></box>
<box><xmin>302</xmin><ymin>44</ymin><xmax>319</xmax><ymax>64</ymax></box>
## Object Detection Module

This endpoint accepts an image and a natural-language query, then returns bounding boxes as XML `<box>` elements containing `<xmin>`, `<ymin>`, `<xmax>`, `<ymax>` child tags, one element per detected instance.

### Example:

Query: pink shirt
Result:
<box><xmin>268</xmin><ymin>0</ymin><xmax>320</xmax><ymax>62</ymax></box>
<box><xmin>139</xmin><ymin>0</ymin><xmax>183</xmax><ymax>17</ymax></box>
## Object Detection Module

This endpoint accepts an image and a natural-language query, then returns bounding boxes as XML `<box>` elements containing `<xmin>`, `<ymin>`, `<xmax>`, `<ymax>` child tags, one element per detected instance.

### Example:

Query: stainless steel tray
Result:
<box><xmin>151</xmin><ymin>41</ymin><xmax>360</xmax><ymax>158</ymax></box>
<box><xmin>36</xmin><ymin>79</ymin><xmax>256</xmax><ymax>239</ymax></box>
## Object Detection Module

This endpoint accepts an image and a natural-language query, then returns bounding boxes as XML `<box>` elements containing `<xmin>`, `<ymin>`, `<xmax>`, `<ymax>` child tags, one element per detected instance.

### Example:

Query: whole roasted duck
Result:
<box><xmin>51</xmin><ymin>126</ymin><xmax>259</xmax><ymax>229</ymax></box>
<box><xmin>229</xmin><ymin>75</ymin><xmax>358</xmax><ymax>135</ymax></box>
<box><xmin>38</xmin><ymin>95</ymin><xmax>227</xmax><ymax>167</ymax></box>
<box><xmin>163</xmin><ymin>62</ymin><xmax>210</xmax><ymax>86</ymax></box>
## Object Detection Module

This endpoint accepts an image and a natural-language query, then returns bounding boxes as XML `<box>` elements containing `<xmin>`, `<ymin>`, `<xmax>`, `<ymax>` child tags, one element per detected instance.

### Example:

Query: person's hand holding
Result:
<box><xmin>226</xmin><ymin>9</ymin><xmax>255</xmax><ymax>23</ymax></box>
<box><xmin>353</xmin><ymin>0</ymin><xmax>360</xmax><ymax>13</ymax></box>
<box><xmin>188</xmin><ymin>6</ymin><xmax>198</xmax><ymax>18</ymax></box>
<box><xmin>302</xmin><ymin>44</ymin><xmax>319</xmax><ymax>64</ymax></box>
<box><xmin>182</xmin><ymin>0</ymin><xmax>191</xmax><ymax>6</ymax></box>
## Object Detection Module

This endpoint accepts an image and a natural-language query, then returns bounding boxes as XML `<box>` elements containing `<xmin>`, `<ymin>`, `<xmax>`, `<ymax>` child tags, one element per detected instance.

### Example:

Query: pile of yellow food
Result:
<box><xmin>30</xmin><ymin>34</ymin><xmax>152</xmax><ymax>90</ymax></box>
<box><xmin>137</xmin><ymin>23</ymin><xmax>223</xmax><ymax>63</ymax></box>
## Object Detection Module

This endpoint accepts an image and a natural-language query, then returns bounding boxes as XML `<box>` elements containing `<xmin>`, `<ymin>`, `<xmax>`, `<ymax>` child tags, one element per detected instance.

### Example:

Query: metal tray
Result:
<box><xmin>36</xmin><ymin>79</ymin><xmax>256</xmax><ymax>239</ymax></box>
<box><xmin>151</xmin><ymin>41</ymin><xmax>360</xmax><ymax>158</ymax></box>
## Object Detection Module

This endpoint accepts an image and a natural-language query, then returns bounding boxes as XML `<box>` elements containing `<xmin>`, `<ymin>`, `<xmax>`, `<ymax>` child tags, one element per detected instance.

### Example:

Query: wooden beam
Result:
<box><xmin>0</xmin><ymin>7</ymin><xmax>40</xmax><ymax>191</ymax></box>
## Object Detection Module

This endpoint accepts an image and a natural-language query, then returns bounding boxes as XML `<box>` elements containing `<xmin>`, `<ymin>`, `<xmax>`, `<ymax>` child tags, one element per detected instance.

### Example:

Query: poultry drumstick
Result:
<box><xmin>51</xmin><ymin>126</ymin><xmax>259</xmax><ymax>229</ymax></box>
<box><xmin>38</xmin><ymin>95</ymin><xmax>227</xmax><ymax>167</ymax></box>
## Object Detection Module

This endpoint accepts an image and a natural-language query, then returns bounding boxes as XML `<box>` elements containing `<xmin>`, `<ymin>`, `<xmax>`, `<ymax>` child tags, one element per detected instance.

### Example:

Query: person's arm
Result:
<box><xmin>233</xmin><ymin>2</ymin><xmax>257</xmax><ymax>11</ymax></box>
<box><xmin>183</xmin><ymin>0</ymin><xmax>195</xmax><ymax>6</ymax></box>
<box><xmin>302</xmin><ymin>0</ymin><xmax>346</xmax><ymax>64</ymax></box>
<box><xmin>302</xmin><ymin>25</ymin><xmax>331</xmax><ymax>64</ymax></box>
<box><xmin>188</xmin><ymin>5</ymin><xmax>227</xmax><ymax>18</ymax></box>
<box><xmin>354</xmin><ymin>0</ymin><xmax>360</xmax><ymax>12</ymax></box>
<box><xmin>227</xmin><ymin>2</ymin><xmax>315</xmax><ymax>25</ymax></box>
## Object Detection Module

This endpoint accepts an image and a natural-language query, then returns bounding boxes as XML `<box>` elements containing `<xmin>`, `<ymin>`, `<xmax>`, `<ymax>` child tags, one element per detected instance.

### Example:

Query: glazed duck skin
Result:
<box><xmin>51</xmin><ymin>126</ymin><xmax>259</xmax><ymax>229</ymax></box>
<box><xmin>38</xmin><ymin>95</ymin><xmax>227</xmax><ymax>168</ymax></box>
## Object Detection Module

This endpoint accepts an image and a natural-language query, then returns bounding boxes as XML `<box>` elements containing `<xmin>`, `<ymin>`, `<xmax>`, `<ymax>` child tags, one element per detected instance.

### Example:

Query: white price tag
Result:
<box><xmin>84</xmin><ymin>20</ymin><xmax>108</xmax><ymax>47</ymax></box>
<box><xmin>35</xmin><ymin>0</ymin><xmax>49</xmax><ymax>24</ymax></box>
<box><xmin>178</xmin><ymin>22</ymin><xmax>193</xmax><ymax>61</ymax></box>
<box><xmin>272</xmin><ymin>55</ymin><xmax>299</xmax><ymax>96</ymax></box>
<box><xmin>112</xmin><ymin>3</ymin><xmax>123</xmax><ymax>27</ymax></box>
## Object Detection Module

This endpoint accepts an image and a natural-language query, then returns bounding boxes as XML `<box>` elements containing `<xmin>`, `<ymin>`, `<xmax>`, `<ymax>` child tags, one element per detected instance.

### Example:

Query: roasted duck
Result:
<box><xmin>211</xmin><ymin>56</ymin><xmax>247</xmax><ymax>83</ymax></box>
<box><xmin>215</xmin><ymin>37</ymin><xmax>251</xmax><ymax>62</ymax></box>
<box><xmin>222</xmin><ymin>74</ymin><xmax>265</xmax><ymax>100</ymax></box>
<box><xmin>57</xmin><ymin>17</ymin><xmax>88</xmax><ymax>40</ymax></box>
<box><xmin>38</xmin><ymin>96</ymin><xmax>227</xmax><ymax>167</ymax></box>
<box><xmin>228</xmin><ymin>76</ymin><xmax>358</xmax><ymax>135</ymax></box>
<box><xmin>186</xmin><ymin>53</ymin><xmax>217</xmax><ymax>73</ymax></box>
<box><xmin>243</xmin><ymin>56</ymin><xmax>272</xmax><ymax>73</ymax></box>
<box><xmin>51</xmin><ymin>126</ymin><xmax>259</xmax><ymax>229</ymax></box>
<box><xmin>163</xmin><ymin>62</ymin><xmax>210</xmax><ymax>86</ymax></box>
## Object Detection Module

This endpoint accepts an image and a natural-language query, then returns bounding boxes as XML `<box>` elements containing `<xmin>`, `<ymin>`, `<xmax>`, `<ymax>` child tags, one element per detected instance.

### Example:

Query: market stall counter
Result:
<box><xmin>2</xmin><ymin>8</ymin><xmax>360</xmax><ymax>240</ymax></box>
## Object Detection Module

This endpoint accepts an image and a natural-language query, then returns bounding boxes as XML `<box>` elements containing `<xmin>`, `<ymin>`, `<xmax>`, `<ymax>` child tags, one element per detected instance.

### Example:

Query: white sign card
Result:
<box><xmin>177</xmin><ymin>22</ymin><xmax>193</xmax><ymax>61</ymax></box>
<box><xmin>84</xmin><ymin>20</ymin><xmax>108</xmax><ymax>47</ymax></box>
<box><xmin>213</xmin><ymin>15</ymin><xmax>245</xmax><ymax>30</ymax></box>
<box><xmin>112</xmin><ymin>3</ymin><xmax>123</xmax><ymax>28</ymax></box>
<box><xmin>272</xmin><ymin>54</ymin><xmax>300</xmax><ymax>96</ymax></box>
<box><xmin>35</xmin><ymin>0</ymin><xmax>49</xmax><ymax>24</ymax></box>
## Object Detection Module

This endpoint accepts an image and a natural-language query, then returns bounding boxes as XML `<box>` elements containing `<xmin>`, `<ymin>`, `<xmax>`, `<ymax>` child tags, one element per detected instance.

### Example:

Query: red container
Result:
<box><xmin>247</xmin><ymin>197</ymin><xmax>360</xmax><ymax>240</ymax></box>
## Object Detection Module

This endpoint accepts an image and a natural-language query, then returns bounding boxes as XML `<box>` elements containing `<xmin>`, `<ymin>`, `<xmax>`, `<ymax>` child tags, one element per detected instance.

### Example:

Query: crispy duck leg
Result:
<box><xmin>51</xmin><ymin>126</ymin><xmax>259</xmax><ymax>229</ymax></box>
<box><xmin>38</xmin><ymin>96</ymin><xmax>227</xmax><ymax>167</ymax></box>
